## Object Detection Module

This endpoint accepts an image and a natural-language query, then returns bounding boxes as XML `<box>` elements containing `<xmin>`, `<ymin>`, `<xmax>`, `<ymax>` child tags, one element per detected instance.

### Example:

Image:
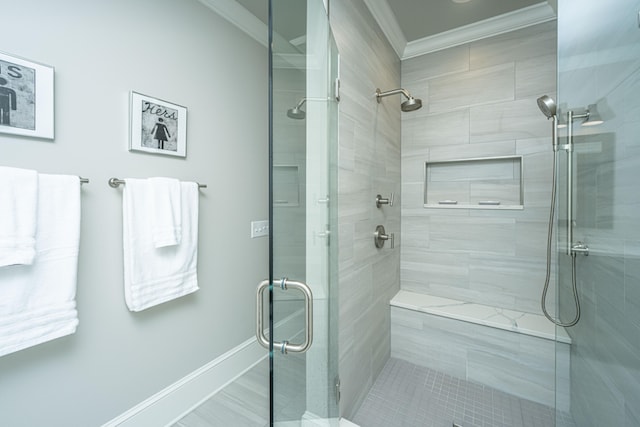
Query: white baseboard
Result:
<box><xmin>275</xmin><ymin>415</ymin><xmax>359</xmax><ymax>427</ymax></box>
<box><xmin>101</xmin><ymin>336</ymin><xmax>266</xmax><ymax>427</ymax></box>
<box><xmin>102</xmin><ymin>309</ymin><xmax>306</xmax><ymax>427</ymax></box>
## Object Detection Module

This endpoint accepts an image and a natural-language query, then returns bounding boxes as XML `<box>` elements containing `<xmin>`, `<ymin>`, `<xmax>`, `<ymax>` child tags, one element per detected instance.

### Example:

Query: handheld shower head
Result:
<box><xmin>376</xmin><ymin>88</ymin><xmax>423</xmax><ymax>112</ymax></box>
<box><xmin>537</xmin><ymin>95</ymin><xmax>559</xmax><ymax>152</ymax></box>
<box><xmin>537</xmin><ymin>95</ymin><xmax>557</xmax><ymax>119</ymax></box>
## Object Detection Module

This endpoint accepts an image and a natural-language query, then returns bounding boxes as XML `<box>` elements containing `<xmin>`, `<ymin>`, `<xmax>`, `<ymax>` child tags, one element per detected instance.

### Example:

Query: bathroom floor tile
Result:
<box><xmin>353</xmin><ymin>358</ymin><xmax>577</xmax><ymax>427</ymax></box>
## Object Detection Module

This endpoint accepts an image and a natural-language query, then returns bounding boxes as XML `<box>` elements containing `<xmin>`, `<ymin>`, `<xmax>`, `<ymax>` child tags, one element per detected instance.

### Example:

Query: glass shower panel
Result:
<box><xmin>556</xmin><ymin>1</ymin><xmax>640</xmax><ymax>425</ymax></box>
<box><xmin>270</xmin><ymin>0</ymin><xmax>339</xmax><ymax>424</ymax></box>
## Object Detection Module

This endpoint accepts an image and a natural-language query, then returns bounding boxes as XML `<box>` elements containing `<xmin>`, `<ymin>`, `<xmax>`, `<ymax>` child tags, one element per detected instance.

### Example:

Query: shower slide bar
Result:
<box><xmin>565</xmin><ymin>110</ymin><xmax>589</xmax><ymax>256</ymax></box>
<box><xmin>107</xmin><ymin>177</ymin><xmax>207</xmax><ymax>189</ymax></box>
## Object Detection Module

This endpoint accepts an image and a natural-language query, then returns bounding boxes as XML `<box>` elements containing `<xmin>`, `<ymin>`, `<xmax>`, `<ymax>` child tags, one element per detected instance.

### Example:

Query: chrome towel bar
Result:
<box><xmin>108</xmin><ymin>177</ymin><xmax>207</xmax><ymax>189</ymax></box>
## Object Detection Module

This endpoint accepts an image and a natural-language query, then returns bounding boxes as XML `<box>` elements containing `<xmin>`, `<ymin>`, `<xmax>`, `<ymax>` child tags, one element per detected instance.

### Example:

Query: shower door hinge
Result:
<box><xmin>335</xmin><ymin>376</ymin><xmax>341</xmax><ymax>405</ymax></box>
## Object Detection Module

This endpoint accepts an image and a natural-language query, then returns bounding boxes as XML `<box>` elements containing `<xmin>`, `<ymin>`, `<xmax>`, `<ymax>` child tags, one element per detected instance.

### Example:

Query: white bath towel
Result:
<box><xmin>122</xmin><ymin>178</ymin><xmax>199</xmax><ymax>312</ymax></box>
<box><xmin>149</xmin><ymin>177</ymin><xmax>182</xmax><ymax>248</ymax></box>
<box><xmin>0</xmin><ymin>166</ymin><xmax>38</xmax><ymax>267</ymax></box>
<box><xmin>0</xmin><ymin>173</ymin><xmax>81</xmax><ymax>357</ymax></box>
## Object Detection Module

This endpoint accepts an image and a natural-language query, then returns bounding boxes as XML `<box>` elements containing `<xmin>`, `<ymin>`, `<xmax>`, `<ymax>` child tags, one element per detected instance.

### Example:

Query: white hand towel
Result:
<box><xmin>0</xmin><ymin>166</ymin><xmax>38</xmax><ymax>267</ymax></box>
<box><xmin>148</xmin><ymin>177</ymin><xmax>182</xmax><ymax>248</ymax></box>
<box><xmin>122</xmin><ymin>179</ymin><xmax>199</xmax><ymax>312</ymax></box>
<box><xmin>0</xmin><ymin>173</ymin><xmax>81</xmax><ymax>357</ymax></box>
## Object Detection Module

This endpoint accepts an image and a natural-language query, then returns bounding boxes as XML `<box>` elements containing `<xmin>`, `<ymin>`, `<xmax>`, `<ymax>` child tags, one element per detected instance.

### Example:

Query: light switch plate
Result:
<box><xmin>251</xmin><ymin>220</ymin><xmax>269</xmax><ymax>238</ymax></box>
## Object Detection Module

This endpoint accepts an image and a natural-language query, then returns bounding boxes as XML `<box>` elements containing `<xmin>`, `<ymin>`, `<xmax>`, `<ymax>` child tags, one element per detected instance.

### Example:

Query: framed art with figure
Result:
<box><xmin>0</xmin><ymin>51</ymin><xmax>54</xmax><ymax>140</ymax></box>
<box><xmin>129</xmin><ymin>91</ymin><xmax>187</xmax><ymax>157</ymax></box>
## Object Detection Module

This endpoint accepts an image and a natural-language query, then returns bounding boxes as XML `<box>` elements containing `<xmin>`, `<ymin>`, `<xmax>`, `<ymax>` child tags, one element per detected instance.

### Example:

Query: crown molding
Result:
<box><xmin>198</xmin><ymin>0</ymin><xmax>268</xmax><ymax>47</ymax></box>
<box><xmin>362</xmin><ymin>0</ymin><xmax>407</xmax><ymax>59</ymax></box>
<box><xmin>362</xmin><ymin>1</ymin><xmax>557</xmax><ymax>61</ymax></box>
<box><xmin>202</xmin><ymin>0</ymin><xmax>556</xmax><ymax>64</ymax></box>
<box><xmin>402</xmin><ymin>3</ymin><xmax>556</xmax><ymax>59</ymax></box>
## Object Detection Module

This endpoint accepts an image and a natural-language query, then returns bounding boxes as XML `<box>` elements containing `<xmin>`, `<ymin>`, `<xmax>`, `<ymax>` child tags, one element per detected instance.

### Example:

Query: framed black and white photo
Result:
<box><xmin>0</xmin><ymin>52</ymin><xmax>54</xmax><ymax>140</ymax></box>
<box><xmin>129</xmin><ymin>91</ymin><xmax>187</xmax><ymax>157</ymax></box>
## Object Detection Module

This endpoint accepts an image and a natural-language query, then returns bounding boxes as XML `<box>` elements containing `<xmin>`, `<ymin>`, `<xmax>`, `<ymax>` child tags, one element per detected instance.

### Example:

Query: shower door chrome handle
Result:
<box><xmin>256</xmin><ymin>278</ymin><xmax>313</xmax><ymax>354</ymax></box>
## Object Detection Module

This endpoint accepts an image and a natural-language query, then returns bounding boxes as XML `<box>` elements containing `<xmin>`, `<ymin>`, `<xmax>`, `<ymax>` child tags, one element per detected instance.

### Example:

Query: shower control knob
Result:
<box><xmin>374</xmin><ymin>225</ymin><xmax>394</xmax><ymax>249</ymax></box>
<box><xmin>571</xmin><ymin>242</ymin><xmax>589</xmax><ymax>256</ymax></box>
<box><xmin>376</xmin><ymin>193</ymin><xmax>394</xmax><ymax>208</ymax></box>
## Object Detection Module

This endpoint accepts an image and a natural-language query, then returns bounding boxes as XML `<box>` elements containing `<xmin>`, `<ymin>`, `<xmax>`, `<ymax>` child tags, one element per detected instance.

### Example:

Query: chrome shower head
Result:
<box><xmin>287</xmin><ymin>106</ymin><xmax>305</xmax><ymax>119</ymax></box>
<box><xmin>287</xmin><ymin>98</ymin><xmax>306</xmax><ymax>119</ymax></box>
<box><xmin>401</xmin><ymin>97</ymin><xmax>422</xmax><ymax>112</ymax></box>
<box><xmin>376</xmin><ymin>88</ymin><xmax>423</xmax><ymax>112</ymax></box>
<box><xmin>537</xmin><ymin>95</ymin><xmax>557</xmax><ymax>119</ymax></box>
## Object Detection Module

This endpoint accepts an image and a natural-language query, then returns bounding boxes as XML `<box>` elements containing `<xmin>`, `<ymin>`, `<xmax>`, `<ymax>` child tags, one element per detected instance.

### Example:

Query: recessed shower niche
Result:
<box><xmin>423</xmin><ymin>155</ymin><xmax>523</xmax><ymax>210</ymax></box>
<box><xmin>273</xmin><ymin>165</ymin><xmax>300</xmax><ymax>207</ymax></box>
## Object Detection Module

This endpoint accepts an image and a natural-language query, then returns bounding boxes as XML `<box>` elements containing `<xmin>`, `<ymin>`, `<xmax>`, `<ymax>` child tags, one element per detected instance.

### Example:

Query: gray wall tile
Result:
<box><xmin>332</xmin><ymin>0</ymin><xmax>402</xmax><ymax>418</ymax></box>
<box><xmin>470</xmin><ymin>97</ymin><xmax>550</xmax><ymax>143</ymax></box>
<box><xmin>401</xmin><ymin>22</ymin><xmax>557</xmax><ymax>316</ymax></box>
<box><xmin>403</xmin><ymin>109</ymin><xmax>470</xmax><ymax>148</ymax></box>
<box><xmin>396</xmin><ymin>22</ymin><xmax>565</xmax><ymax>413</ymax></box>
<box><xmin>428</xmin><ymin>64</ymin><xmax>515</xmax><ymax>113</ymax></box>
<box><xmin>516</xmin><ymin>53</ymin><xmax>557</xmax><ymax>99</ymax></box>
<box><xmin>470</xmin><ymin>21</ymin><xmax>557</xmax><ymax>70</ymax></box>
<box><xmin>391</xmin><ymin>307</ymin><xmax>566</xmax><ymax>408</ymax></box>
<box><xmin>403</xmin><ymin>44</ymin><xmax>470</xmax><ymax>82</ymax></box>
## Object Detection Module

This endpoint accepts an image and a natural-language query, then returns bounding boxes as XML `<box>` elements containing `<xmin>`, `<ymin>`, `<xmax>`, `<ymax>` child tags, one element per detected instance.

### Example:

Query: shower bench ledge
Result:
<box><xmin>390</xmin><ymin>290</ymin><xmax>571</xmax><ymax>344</ymax></box>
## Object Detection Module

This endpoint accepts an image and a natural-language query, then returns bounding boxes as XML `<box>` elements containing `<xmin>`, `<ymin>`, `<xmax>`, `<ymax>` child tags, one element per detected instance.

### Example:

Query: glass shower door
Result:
<box><xmin>556</xmin><ymin>1</ymin><xmax>640</xmax><ymax>425</ymax></box>
<box><xmin>262</xmin><ymin>0</ymin><xmax>339</xmax><ymax>425</ymax></box>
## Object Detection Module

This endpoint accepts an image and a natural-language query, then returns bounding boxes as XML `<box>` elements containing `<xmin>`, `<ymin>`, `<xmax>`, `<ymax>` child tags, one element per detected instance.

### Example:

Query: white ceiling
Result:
<box><xmin>385</xmin><ymin>0</ymin><xmax>545</xmax><ymax>42</ymax></box>
<box><xmin>210</xmin><ymin>0</ymin><xmax>557</xmax><ymax>59</ymax></box>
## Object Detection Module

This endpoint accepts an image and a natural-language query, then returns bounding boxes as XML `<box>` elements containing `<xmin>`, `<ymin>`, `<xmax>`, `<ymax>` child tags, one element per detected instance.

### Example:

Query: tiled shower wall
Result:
<box><xmin>400</xmin><ymin>21</ymin><xmax>558</xmax><ymax>315</ymax></box>
<box><xmin>331</xmin><ymin>0</ymin><xmax>402</xmax><ymax>419</ymax></box>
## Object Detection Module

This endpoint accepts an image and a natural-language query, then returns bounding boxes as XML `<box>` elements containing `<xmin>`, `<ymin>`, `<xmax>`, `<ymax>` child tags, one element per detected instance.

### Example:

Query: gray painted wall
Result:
<box><xmin>0</xmin><ymin>1</ymin><xmax>268</xmax><ymax>425</ymax></box>
<box><xmin>558</xmin><ymin>1</ymin><xmax>640</xmax><ymax>425</ymax></box>
<box><xmin>330</xmin><ymin>0</ymin><xmax>402</xmax><ymax>418</ymax></box>
<box><xmin>400</xmin><ymin>22</ymin><xmax>558</xmax><ymax>315</ymax></box>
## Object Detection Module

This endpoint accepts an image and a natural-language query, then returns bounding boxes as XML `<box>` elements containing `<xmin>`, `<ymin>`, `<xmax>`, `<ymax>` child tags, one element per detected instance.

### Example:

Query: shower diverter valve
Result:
<box><xmin>571</xmin><ymin>242</ymin><xmax>589</xmax><ymax>256</ymax></box>
<box><xmin>374</xmin><ymin>225</ymin><xmax>394</xmax><ymax>249</ymax></box>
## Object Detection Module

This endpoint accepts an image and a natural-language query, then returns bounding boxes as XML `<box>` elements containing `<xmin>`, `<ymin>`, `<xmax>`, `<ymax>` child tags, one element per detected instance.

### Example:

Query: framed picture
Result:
<box><xmin>0</xmin><ymin>51</ymin><xmax>54</xmax><ymax>140</ymax></box>
<box><xmin>129</xmin><ymin>91</ymin><xmax>187</xmax><ymax>157</ymax></box>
